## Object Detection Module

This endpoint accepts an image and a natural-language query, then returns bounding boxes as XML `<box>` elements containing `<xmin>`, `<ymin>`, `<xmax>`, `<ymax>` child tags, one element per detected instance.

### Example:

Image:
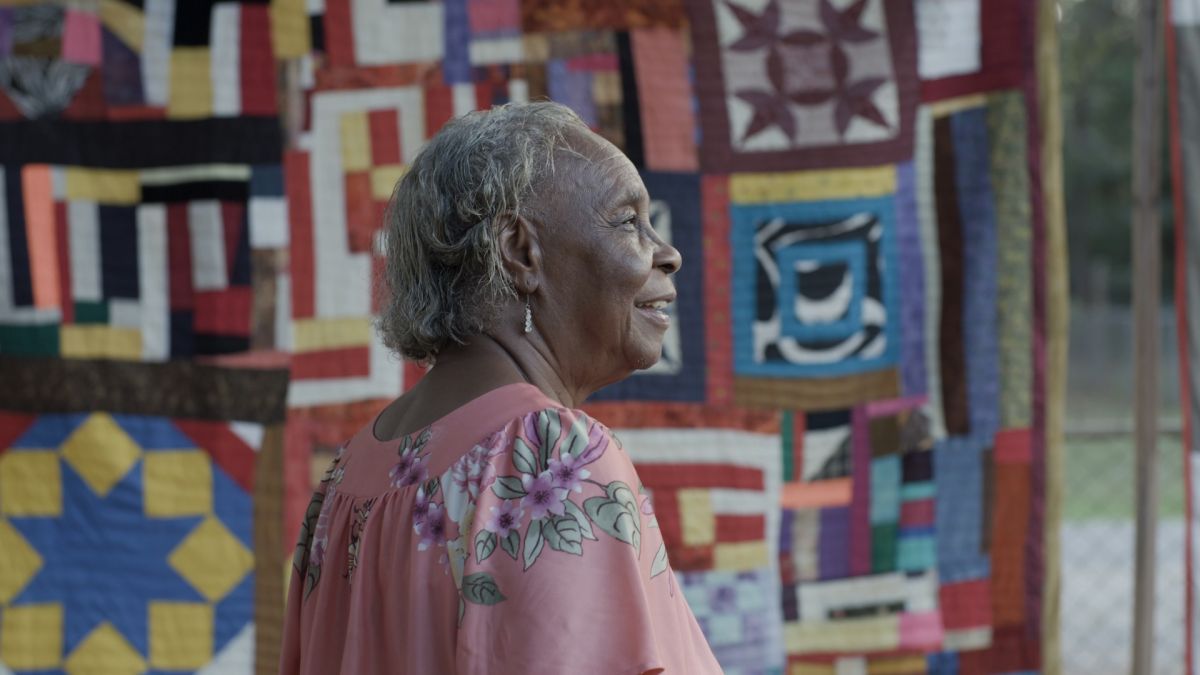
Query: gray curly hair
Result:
<box><xmin>376</xmin><ymin>101</ymin><xmax>591</xmax><ymax>363</ymax></box>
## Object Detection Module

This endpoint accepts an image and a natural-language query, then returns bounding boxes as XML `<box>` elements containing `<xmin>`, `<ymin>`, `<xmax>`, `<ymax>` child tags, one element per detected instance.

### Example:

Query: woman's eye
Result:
<box><xmin>616</xmin><ymin>214</ymin><xmax>640</xmax><ymax>231</ymax></box>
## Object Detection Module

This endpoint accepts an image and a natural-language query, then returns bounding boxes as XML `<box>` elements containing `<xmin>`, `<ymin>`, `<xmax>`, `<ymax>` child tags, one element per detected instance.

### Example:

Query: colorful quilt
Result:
<box><xmin>1168</xmin><ymin>0</ymin><xmax>1200</xmax><ymax>672</ymax></box>
<box><xmin>0</xmin><ymin>0</ymin><xmax>1067</xmax><ymax>673</ymax></box>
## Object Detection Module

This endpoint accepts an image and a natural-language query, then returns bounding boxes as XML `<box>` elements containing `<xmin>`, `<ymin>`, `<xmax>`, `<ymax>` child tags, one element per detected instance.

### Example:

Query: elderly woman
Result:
<box><xmin>280</xmin><ymin>102</ymin><xmax>722</xmax><ymax>674</ymax></box>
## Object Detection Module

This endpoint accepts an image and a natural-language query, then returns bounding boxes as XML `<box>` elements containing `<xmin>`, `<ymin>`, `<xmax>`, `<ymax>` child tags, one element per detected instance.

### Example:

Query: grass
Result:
<box><xmin>1062</xmin><ymin>433</ymin><xmax>1188</xmax><ymax>521</ymax></box>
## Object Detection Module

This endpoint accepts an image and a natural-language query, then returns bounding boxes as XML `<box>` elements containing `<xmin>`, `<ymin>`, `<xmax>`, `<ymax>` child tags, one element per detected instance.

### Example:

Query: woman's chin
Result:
<box><xmin>626</xmin><ymin>342</ymin><xmax>665</xmax><ymax>373</ymax></box>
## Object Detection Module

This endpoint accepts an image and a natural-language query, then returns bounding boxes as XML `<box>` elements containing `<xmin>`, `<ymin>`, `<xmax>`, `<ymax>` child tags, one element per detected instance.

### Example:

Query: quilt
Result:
<box><xmin>0</xmin><ymin>0</ymin><xmax>1067</xmax><ymax>673</ymax></box>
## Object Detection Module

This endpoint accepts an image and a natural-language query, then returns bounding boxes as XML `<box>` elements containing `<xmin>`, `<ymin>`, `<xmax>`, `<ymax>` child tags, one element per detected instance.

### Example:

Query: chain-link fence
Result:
<box><xmin>1061</xmin><ymin>302</ymin><xmax>1189</xmax><ymax>674</ymax></box>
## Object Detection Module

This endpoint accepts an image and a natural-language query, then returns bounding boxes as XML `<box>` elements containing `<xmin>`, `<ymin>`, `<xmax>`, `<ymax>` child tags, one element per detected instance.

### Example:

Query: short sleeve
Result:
<box><xmin>453</xmin><ymin>408</ymin><xmax>680</xmax><ymax>675</ymax></box>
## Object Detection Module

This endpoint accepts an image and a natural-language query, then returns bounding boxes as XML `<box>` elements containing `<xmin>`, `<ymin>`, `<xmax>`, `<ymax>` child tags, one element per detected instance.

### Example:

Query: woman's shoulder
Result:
<box><xmin>439</xmin><ymin>405</ymin><xmax>638</xmax><ymax>529</ymax></box>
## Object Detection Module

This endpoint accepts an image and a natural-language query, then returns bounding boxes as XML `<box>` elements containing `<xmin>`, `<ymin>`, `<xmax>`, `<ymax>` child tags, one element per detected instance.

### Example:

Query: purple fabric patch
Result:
<box><xmin>818</xmin><ymin>506</ymin><xmax>850</xmax><ymax>580</ymax></box>
<box><xmin>442</xmin><ymin>0</ymin><xmax>471</xmax><ymax>85</ymax></box>
<box><xmin>952</xmin><ymin>109</ymin><xmax>1001</xmax><ymax>441</ymax></box>
<box><xmin>101</xmin><ymin>28</ymin><xmax>143</xmax><ymax>106</ymax></box>
<box><xmin>849</xmin><ymin>407</ymin><xmax>872</xmax><ymax>576</ymax></box>
<box><xmin>708</xmin><ymin>582</ymin><xmax>738</xmax><ymax>614</ymax></box>
<box><xmin>778</xmin><ymin>508</ymin><xmax>794</xmax><ymax>553</ymax></box>
<box><xmin>0</xmin><ymin>9</ymin><xmax>13</xmax><ymax>57</ymax></box>
<box><xmin>896</xmin><ymin>160</ymin><xmax>927</xmax><ymax>396</ymax></box>
<box><xmin>547</xmin><ymin>59</ymin><xmax>596</xmax><ymax>128</ymax></box>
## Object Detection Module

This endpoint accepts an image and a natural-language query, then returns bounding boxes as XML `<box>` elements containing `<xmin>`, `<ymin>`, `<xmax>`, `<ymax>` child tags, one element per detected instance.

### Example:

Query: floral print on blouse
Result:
<box><xmin>408</xmin><ymin>408</ymin><xmax>673</xmax><ymax>623</ymax></box>
<box><xmin>282</xmin><ymin>384</ymin><xmax>722</xmax><ymax>675</ymax></box>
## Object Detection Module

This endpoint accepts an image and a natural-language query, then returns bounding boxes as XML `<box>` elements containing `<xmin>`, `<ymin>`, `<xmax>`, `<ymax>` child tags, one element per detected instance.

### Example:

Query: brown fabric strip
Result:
<box><xmin>0</xmin><ymin>356</ymin><xmax>290</xmax><ymax>423</ymax></box>
<box><xmin>254</xmin><ymin>424</ymin><xmax>286</xmax><ymax>675</ymax></box>
<box><xmin>250</xmin><ymin>249</ymin><xmax>283</xmax><ymax>351</ymax></box>
<box><xmin>934</xmin><ymin>115</ymin><xmax>970</xmax><ymax>435</ymax></box>
<box><xmin>732</xmin><ymin>369</ymin><xmax>901</xmax><ymax>412</ymax></box>
<box><xmin>980</xmin><ymin>447</ymin><xmax>995</xmax><ymax>554</ymax></box>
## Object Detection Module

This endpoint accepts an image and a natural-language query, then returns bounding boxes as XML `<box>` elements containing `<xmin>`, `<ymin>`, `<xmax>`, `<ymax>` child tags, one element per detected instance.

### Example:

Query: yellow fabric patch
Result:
<box><xmin>60</xmin><ymin>413</ymin><xmax>143</xmax><ymax>497</ymax></box>
<box><xmin>60</xmin><ymin>325</ymin><xmax>142</xmax><ymax>360</ymax></box>
<box><xmin>0</xmin><ymin>603</ymin><xmax>63</xmax><ymax>670</ymax></box>
<box><xmin>168</xmin><ymin>49</ymin><xmax>214</xmax><ymax>119</ymax></box>
<box><xmin>0</xmin><ymin>451</ymin><xmax>61</xmax><ymax>516</ymax></box>
<box><xmin>169</xmin><ymin>516</ymin><xmax>254</xmax><ymax>602</ymax></box>
<box><xmin>784</xmin><ymin>615</ymin><xmax>899</xmax><ymax>655</ymax></box>
<box><xmin>340</xmin><ymin>111</ymin><xmax>371</xmax><ymax>172</ymax></box>
<box><xmin>0</xmin><ymin>519</ymin><xmax>43</xmax><ymax>604</ymax></box>
<box><xmin>713</xmin><ymin>540</ymin><xmax>768</xmax><ymax>571</ymax></box>
<box><xmin>790</xmin><ymin>663</ymin><xmax>836</xmax><ymax>675</ymax></box>
<box><xmin>592</xmin><ymin>71</ymin><xmax>621</xmax><ymax>105</ymax></box>
<box><xmin>148</xmin><ymin>602</ymin><xmax>214</xmax><ymax>670</ymax></box>
<box><xmin>676</xmin><ymin>489</ymin><xmax>714</xmax><ymax>546</ymax></box>
<box><xmin>292</xmin><ymin>317</ymin><xmax>372</xmax><ymax>352</ymax></box>
<box><xmin>64</xmin><ymin>167</ymin><xmax>141</xmax><ymax>205</ymax></box>
<box><xmin>370</xmin><ymin>164</ymin><xmax>407</xmax><ymax>201</ymax></box>
<box><xmin>271</xmin><ymin>0</ymin><xmax>311</xmax><ymax>59</ymax></box>
<box><xmin>64</xmin><ymin>622</ymin><xmax>147</xmax><ymax>675</ymax></box>
<box><xmin>730</xmin><ymin>166</ymin><xmax>896</xmax><ymax>204</ymax></box>
<box><xmin>144</xmin><ymin>452</ymin><xmax>212</xmax><ymax>517</ymax></box>
<box><xmin>99</xmin><ymin>0</ymin><xmax>144</xmax><ymax>52</ymax></box>
<box><xmin>868</xmin><ymin>654</ymin><xmax>929</xmax><ymax>674</ymax></box>
<box><xmin>928</xmin><ymin>94</ymin><xmax>988</xmax><ymax>118</ymax></box>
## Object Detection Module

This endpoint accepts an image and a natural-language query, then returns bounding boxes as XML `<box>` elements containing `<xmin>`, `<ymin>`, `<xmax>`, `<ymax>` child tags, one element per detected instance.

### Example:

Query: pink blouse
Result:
<box><xmin>280</xmin><ymin>383</ymin><xmax>723</xmax><ymax>674</ymax></box>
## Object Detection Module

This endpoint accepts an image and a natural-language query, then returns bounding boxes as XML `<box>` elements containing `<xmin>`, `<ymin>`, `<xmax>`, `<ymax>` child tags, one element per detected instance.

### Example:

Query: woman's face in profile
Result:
<box><xmin>533</xmin><ymin>132</ymin><xmax>683</xmax><ymax>389</ymax></box>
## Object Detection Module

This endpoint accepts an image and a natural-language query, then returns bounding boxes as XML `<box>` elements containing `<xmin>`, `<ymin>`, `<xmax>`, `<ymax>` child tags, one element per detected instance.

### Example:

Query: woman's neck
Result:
<box><xmin>431</xmin><ymin>334</ymin><xmax>584</xmax><ymax>409</ymax></box>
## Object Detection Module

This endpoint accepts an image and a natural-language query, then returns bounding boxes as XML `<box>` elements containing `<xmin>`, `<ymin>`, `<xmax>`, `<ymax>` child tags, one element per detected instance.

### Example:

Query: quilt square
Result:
<box><xmin>917</xmin><ymin>0</ymin><xmax>1029</xmax><ymax>101</ymax></box>
<box><xmin>0</xmin><ymin>163</ymin><xmax>278</xmax><ymax>361</ymax></box>
<box><xmin>0</xmin><ymin>358</ymin><xmax>288</xmax><ymax>674</ymax></box>
<box><xmin>687</xmin><ymin>0</ymin><xmax>918</xmax><ymax>171</ymax></box>
<box><xmin>730</xmin><ymin>195</ymin><xmax>900</xmax><ymax>380</ymax></box>
<box><xmin>620</xmin><ymin>426</ymin><xmax>784</xmax><ymax>675</ymax></box>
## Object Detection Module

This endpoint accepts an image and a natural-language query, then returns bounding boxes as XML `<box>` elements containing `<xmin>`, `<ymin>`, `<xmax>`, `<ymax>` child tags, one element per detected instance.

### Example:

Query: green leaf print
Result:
<box><xmin>583</xmin><ymin>480</ymin><xmax>641</xmax><ymax>555</ymax></box>
<box><xmin>500</xmin><ymin>529</ymin><xmax>519</xmax><ymax>560</ymax></box>
<box><xmin>522</xmin><ymin>518</ymin><xmax>545</xmax><ymax>570</ymax></box>
<box><xmin>492</xmin><ymin>476</ymin><xmax>526</xmax><ymax>499</ymax></box>
<box><xmin>650</xmin><ymin>542</ymin><xmax>669</xmax><ymax>579</ymax></box>
<box><xmin>474</xmin><ymin>529</ymin><xmax>497</xmax><ymax>563</ymax></box>
<box><xmin>542</xmin><ymin>514</ymin><xmax>584</xmax><ymax>555</ymax></box>
<box><xmin>513</xmin><ymin>437</ymin><xmax>538</xmax><ymax>475</ymax></box>
<box><xmin>462</xmin><ymin>572</ymin><xmax>506</xmax><ymax>605</ymax></box>
<box><xmin>536</xmin><ymin>409</ymin><xmax>561</xmax><ymax>467</ymax></box>
<box><xmin>560</xmin><ymin>413</ymin><xmax>589</xmax><ymax>458</ymax></box>
<box><xmin>563</xmin><ymin>500</ymin><xmax>597</xmax><ymax>540</ymax></box>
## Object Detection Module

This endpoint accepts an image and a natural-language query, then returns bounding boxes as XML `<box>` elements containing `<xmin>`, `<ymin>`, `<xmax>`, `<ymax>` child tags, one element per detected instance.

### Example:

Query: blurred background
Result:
<box><xmin>1060</xmin><ymin>1</ymin><xmax>1192</xmax><ymax>673</ymax></box>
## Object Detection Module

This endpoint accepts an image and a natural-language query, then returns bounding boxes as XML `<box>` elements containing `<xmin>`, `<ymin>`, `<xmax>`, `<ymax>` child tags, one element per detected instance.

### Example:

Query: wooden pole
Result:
<box><xmin>1131</xmin><ymin>0</ymin><xmax>1164</xmax><ymax>672</ymax></box>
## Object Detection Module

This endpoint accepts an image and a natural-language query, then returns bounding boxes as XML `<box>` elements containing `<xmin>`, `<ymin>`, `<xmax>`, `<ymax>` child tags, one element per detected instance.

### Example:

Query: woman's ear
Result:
<box><xmin>496</xmin><ymin>212</ymin><xmax>542</xmax><ymax>295</ymax></box>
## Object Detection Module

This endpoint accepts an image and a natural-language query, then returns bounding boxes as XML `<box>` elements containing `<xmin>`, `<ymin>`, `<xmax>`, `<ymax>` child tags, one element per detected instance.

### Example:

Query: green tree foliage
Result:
<box><xmin>1060</xmin><ymin>0</ymin><xmax>1174</xmax><ymax>302</ymax></box>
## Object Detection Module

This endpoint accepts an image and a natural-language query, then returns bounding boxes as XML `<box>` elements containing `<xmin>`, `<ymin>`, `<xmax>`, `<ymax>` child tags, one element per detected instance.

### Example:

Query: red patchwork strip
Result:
<box><xmin>715</xmin><ymin>514</ymin><xmax>765</xmax><ymax>543</ymax></box>
<box><xmin>193</xmin><ymin>288</ymin><xmax>253</xmax><ymax>336</ymax></box>
<box><xmin>635</xmin><ymin>463</ymin><xmax>764</xmax><ymax>491</ymax></box>
<box><xmin>292</xmin><ymin>346</ymin><xmax>372</xmax><ymax>380</ymax></box>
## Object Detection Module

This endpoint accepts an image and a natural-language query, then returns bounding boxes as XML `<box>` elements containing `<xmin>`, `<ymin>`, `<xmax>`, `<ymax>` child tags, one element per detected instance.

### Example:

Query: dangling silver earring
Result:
<box><xmin>523</xmin><ymin>297</ymin><xmax>533</xmax><ymax>334</ymax></box>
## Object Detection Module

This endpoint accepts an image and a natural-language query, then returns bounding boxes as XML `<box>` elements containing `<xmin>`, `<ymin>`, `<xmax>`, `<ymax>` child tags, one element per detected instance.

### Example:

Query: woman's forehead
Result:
<box><xmin>555</xmin><ymin>135</ymin><xmax>644</xmax><ymax>201</ymax></box>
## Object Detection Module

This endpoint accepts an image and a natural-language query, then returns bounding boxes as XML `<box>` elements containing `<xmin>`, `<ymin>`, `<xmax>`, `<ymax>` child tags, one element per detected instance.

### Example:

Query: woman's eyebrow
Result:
<box><xmin>608</xmin><ymin>186</ymin><xmax>647</xmax><ymax>208</ymax></box>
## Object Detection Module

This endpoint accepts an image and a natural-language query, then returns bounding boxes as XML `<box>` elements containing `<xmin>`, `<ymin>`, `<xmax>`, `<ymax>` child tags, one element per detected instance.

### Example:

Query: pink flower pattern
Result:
<box><xmin>406</xmin><ymin>408</ymin><xmax>661</xmax><ymax>618</ymax></box>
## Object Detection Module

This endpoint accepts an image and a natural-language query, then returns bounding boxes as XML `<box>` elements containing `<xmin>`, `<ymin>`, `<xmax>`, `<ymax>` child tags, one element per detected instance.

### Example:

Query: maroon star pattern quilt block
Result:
<box><xmin>689</xmin><ymin>0</ymin><xmax>919</xmax><ymax>171</ymax></box>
